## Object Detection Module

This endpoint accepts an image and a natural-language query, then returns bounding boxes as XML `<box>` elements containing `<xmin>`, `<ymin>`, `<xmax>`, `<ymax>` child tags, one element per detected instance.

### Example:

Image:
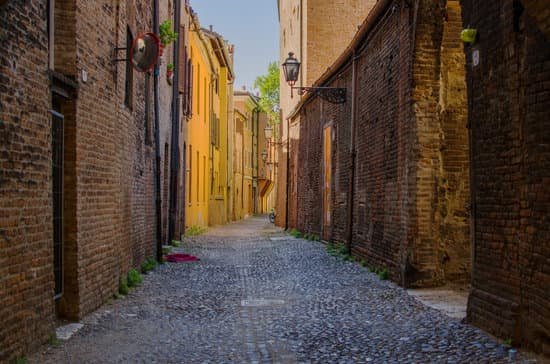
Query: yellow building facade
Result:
<box><xmin>233</xmin><ymin>91</ymin><xmax>261</xmax><ymax>220</ymax></box>
<box><xmin>204</xmin><ymin>29</ymin><xmax>234</xmax><ymax>226</ymax></box>
<box><xmin>185</xmin><ymin>15</ymin><xmax>213</xmax><ymax>229</ymax></box>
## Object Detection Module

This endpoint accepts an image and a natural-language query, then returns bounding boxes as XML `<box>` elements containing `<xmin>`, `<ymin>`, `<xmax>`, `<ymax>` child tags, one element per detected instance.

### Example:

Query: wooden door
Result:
<box><xmin>322</xmin><ymin>126</ymin><xmax>332</xmax><ymax>240</ymax></box>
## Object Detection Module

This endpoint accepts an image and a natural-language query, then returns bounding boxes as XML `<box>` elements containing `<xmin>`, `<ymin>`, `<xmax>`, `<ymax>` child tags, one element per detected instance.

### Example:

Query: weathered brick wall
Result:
<box><xmin>296</xmin><ymin>2</ymin><xmax>412</xmax><ymax>280</ymax></box>
<box><xmin>0</xmin><ymin>1</ymin><xmax>55</xmax><ymax>360</ymax></box>
<box><xmin>293</xmin><ymin>1</ymin><xmax>471</xmax><ymax>286</ymax></box>
<box><xmin>71</xmin><ymin>0</ymin><xmax>157</xmax><ymax>317</ymax></box>
<box><xmin>463</xmin><ymin>0</ymin><xmax>550</xmax><ymax>354</ymax></box>
<box><xmin>410</xmin><ymin>0</ymin><xmax>470</xmax><ymax>286</ymax></box>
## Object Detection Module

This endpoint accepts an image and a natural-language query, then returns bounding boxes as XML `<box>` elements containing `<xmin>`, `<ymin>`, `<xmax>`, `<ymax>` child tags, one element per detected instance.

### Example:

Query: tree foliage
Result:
<box><xmin>254</xmin><ymin>61</ymin><xmax>280</xmax><ymax>126</ymax></box>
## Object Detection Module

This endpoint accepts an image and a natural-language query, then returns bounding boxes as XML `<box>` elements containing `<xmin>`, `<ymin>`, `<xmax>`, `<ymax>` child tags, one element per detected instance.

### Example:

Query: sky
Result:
<box><xmin>190</xmin><ymin>0</ymin><xmax>279</xmax><ymax>91</ymax></box>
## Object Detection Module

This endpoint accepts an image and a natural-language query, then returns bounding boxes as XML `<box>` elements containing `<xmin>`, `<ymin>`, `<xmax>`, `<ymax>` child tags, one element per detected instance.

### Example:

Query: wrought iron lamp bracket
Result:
<box><xmin>292</xmin><ymin>86</ymin><xmax>346</xmax><ymax>104</ymax></box>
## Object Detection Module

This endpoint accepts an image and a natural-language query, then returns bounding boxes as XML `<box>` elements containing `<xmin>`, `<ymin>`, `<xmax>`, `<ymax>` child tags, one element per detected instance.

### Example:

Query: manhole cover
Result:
<box><xmin>241</xmin><ymin>299</ymin><xmax>286</xmax><ymax>307</ymax></box>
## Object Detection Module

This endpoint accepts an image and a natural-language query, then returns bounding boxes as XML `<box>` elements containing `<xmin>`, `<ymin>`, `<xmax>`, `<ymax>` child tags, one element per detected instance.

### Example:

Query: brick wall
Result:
<box><xmin>0</xmin><ymin>0</ymin><xmax>176</xmax><ymax>359</ymax></box>
<box><xmin>70</xmin><ymin>0</ymin><xmax>157</xmax><ymax>317</ymax></box>
<box><xmin>463</xmin><ymin>0</ymin><xmax>550</xmax><ymax>354</ymax></box>
<box><xmin>292</xmin><ymin>0</ymin><xmax>471</xmax><ymax>286</ymax></box>
<box><xmin>0</xmin><ymin>1</ymin><xmax>55</xmax><ymax>360</ymax></box>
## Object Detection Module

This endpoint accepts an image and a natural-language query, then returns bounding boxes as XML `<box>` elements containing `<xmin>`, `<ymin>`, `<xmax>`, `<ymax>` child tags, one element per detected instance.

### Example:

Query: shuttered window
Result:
<box><xmin>178</xmin><ymin>26</ymin><xmax>186</xmax><ymax>95</ymax></box>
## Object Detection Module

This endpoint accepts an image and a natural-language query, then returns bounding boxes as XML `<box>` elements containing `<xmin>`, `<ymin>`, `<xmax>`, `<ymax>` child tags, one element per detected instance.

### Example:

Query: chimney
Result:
<box><xmin>209</xmin><ymin>25</ymin><xmax>213</xmax><ymax>32</ymax></box>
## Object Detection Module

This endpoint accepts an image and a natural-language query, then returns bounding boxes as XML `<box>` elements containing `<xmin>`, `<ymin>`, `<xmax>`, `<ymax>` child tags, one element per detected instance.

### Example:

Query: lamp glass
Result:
<box><xmin>264</xmin><ymin>125</ymin><xmax>273</xmax><ymax>140</ymax></box>
<box><xmin>282</xmin><ymin>52</ymin><xmax>300</xmax><ymax>86</ymax></box>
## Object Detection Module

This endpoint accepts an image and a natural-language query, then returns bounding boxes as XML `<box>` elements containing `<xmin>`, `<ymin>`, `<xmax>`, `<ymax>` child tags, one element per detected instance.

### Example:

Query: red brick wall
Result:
<box><xmin>0</xmin><ymin>0</ymin><xmax>55</xmax><ymax>360</ymax></box>
<box><xmin>463</xmin><ymin>0</ymin><xmax>550</xmax><ymax>354</ymax></box>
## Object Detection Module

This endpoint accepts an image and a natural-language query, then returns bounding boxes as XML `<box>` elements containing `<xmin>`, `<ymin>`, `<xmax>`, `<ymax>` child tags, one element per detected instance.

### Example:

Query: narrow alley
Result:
<box><xmin>31</xmin><ymin>217</ymin><xmax>532</xmax><ymax>363</ymax></box>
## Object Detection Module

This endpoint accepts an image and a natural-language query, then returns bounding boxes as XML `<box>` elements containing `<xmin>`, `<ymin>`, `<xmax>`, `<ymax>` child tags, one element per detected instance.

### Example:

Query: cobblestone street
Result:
<box><xmin>31</xmin><ymin>217</ymin><xmax>535</xmax><ymax>364</ymax></box>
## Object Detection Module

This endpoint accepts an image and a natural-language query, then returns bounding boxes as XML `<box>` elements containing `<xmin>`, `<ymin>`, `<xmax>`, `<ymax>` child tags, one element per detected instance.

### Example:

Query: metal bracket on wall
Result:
<box><xmin>112</xmin><ymin>47</ymin><xmax>128</xmax><ymax>62</ymax></box>
<box><xmin>292</xmin><ymin>87</ymin><xmax>347</xmax><ymax>104</ymax></box>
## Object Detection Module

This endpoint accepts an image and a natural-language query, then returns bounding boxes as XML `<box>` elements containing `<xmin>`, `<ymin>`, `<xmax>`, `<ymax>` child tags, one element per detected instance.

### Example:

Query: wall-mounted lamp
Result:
<box><xmin>282</xmin><ymin>52</ymin><xmax>346</xmax><ymax>104</ymax></box>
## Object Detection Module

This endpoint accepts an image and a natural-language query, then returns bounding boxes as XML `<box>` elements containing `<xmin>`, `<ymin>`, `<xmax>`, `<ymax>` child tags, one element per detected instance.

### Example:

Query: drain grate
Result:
<box><xmin>241</xmin><ymin>299</ymin><xmax>286</xmax><ymax>307</ymax></box>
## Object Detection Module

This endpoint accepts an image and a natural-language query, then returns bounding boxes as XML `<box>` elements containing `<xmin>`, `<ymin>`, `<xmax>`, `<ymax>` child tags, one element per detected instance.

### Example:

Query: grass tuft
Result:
<box><xmin>127</xmin><ymin>268</ymin><xmax>142</xmax><ymax>287</ymax></box>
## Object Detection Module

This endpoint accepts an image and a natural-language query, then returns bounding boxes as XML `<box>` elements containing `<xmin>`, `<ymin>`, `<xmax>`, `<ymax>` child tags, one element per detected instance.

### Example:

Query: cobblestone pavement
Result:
<box><xmin>31</xmin><ymin>217</ymin><xmax>536</xmax><ymax>364</ymax></box>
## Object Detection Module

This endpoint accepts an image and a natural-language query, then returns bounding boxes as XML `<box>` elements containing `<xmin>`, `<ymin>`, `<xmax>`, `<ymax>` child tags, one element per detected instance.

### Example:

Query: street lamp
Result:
<box><xmin>261</xmin><ymin>150</ymin><xmax>268</xmax><ymax>163</ymax></box>
<box><xmin>281</xmin><ymin>52</ymin><xmax>346</xmax><ymax>104</ymax></box>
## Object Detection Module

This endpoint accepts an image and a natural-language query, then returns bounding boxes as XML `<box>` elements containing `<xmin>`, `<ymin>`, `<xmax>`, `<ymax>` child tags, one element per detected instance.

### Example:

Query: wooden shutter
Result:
<box><xmin>178</xmin><ymin>26</ymin><xmax>186</xmax><ymax>94</ymax></box>
<box><xmin>188</xmin><ymin>63</ymin><xmax>193</xmax><ymax>117</ymax></box>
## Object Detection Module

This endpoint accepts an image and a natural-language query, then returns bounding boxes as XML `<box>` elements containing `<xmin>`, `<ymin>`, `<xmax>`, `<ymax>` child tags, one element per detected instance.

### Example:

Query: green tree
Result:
<box><xmin>254</xmin><ymin>61</ymin><xmax>280</xmax><ymax>127</ymax></box>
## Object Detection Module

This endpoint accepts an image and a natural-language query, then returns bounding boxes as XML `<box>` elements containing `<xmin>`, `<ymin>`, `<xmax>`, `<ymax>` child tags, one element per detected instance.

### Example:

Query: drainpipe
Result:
<box><xmin>285</xmin><ymin>116</ymin><xmax>290</xmax><ymax>230</ymax></box>
<box><xmin>153</xmin><ymin>0</ymin><xmax>162</xmax><ymax>262</ymax></box>
<box><xmin>346</xmin><ymin>52</ymin><xmax>358</xmax><ymax>254</ymax></box>
<box><xmin>168</xmin><ymin>0</ymin><xmax>182</xmax><ymax>243</ymax></box>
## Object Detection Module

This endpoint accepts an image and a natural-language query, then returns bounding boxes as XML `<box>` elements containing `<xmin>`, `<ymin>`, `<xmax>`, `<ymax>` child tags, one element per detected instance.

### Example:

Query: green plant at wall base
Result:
<box><xmin>377</xmin><ymin>269</ymin><xmax>389</xmax><ymax>280</ymax></box>
<box><xmin>503</xmin><ymin>338</ymin><xmax>513</xmax><ymax>348</ymax></box>
<box><xmin>289</xmin><ymin>229</ymin><xmax>302</xmax><ymax>238</ymax></box>
<box><xmin>185</xmin><ymin>225</ymin><xmax>206</xmax><ymax>237</ymax></box>
<box><xmin>127</xmin><ymin>269</ymin><xmax>142</xmax><ymax>287</ymax></box>
<box><xmin>171</xmin><ymin>240</ymin><xmax>182</xmax><ymax>247</ymax></box>
<box><xmin>10</xmin><ymin>357</ymin><xmax>27</xmax><ymax>364</ymax></box>
<box><xmin>141</xmin><ymin>257</ymin><xmax>157</xmax><ymax>273</ymax></box>
<box><xmin>167</xmin><ymin>63</ymin><xmax>174</xmax><ymax>71</ymax></box>
<box><xmin>162</xmin><ymin>246</ymin><xmax>172</xmax><ymax>255</ymax></box>
<box><xmin>119</xmin><ymin>278</ymin><xmax>129</xmax><ymax>295</ymax></box>
<box><xmin>159</xmin><ymin>20</ymin><xmax>178</xmax><ymax>46</ymax></box>
<box><xmin>48</xmin><ymin>334</ymin><xmax>60</xmax><ymax>347</ymax></box>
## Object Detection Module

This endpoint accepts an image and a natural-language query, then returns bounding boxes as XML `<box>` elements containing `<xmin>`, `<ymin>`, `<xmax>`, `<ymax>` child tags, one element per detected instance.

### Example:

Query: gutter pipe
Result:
<box><xmin>153</xmin><ymin>0</ymin><xmax>162</xmax><ymax>262</ymax></box>
<box><xmin>168</xmin><ymin>0</ymin><xmax>182</xmax><ymax>243</ymax></box>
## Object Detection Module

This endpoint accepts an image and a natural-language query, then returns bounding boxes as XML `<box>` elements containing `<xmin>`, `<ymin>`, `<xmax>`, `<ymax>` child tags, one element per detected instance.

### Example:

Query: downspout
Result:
<box><xmin>346</xmin><ymin>52</ymin><xmax>358</xmax><ymax>253</ymax></box>
<box><xmin>168</xmin><ymin>0</ymin><xmax>182</xmax><ymax>243</ymax></box>
<box><xmin>153</xmin><ymin>0</ymin><xmax>162</xmax><ymax>262</ymax></box>
<box><xmin>285</xmin><ymin>116</ymin><xmax>290</xmax><ymax>230</ymax></box>
<box><xmin>256</xmin><ymin>107</ymin><xmax>260</xmax><ymax>213</ymax></box>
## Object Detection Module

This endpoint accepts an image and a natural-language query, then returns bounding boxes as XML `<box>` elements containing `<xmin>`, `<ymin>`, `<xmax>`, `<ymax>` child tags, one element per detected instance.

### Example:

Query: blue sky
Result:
<box><xmin>190</xmin><ymin>0</ymin><xmax>279</xmax><ymax>90</ymax></box>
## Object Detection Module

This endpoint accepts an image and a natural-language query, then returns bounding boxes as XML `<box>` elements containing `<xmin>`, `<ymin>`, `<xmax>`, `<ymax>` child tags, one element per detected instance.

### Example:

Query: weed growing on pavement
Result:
<box><xmin>289</xmin><ymin>229</ymin><xmax>302</xmax><ymax>238</ymax></box>
<box><xmin>119</xmin><ymin>278</ymin><xmax>129</xmax><ymax>295</ymax></box>
<box><xmin>162</xmin><ymin>246</ymin><xmax>173</xmax><ymax>255</ymax></box>
<box><xmin>503</xmin><ymin>338</ymin><xmax>513</xmax><ymax>348</ymax></box>
<box><xmin>185</xmin><ymin>225</ymin><xmax>206</xmax><ymax>236</ymax></box>
<box><xmin>10</xmin><ymin>357</ymin><xmax>27</xmax><ymax>364</ymax></box>
<box><xmin>141</xmin><ymin>257</ymin><xmax>157</xmax><ymax>273</ymax></box>
<box><xmin>48</xmin><ymin>334</ymin><xmax>60</xmax><ymax>347</ymax></box>
<box><xmin>171</xmin><ymin>240</ymin><xmax>182</xmax><ymax>247</ymax></box>
<box><xmin>302</xmin><ymin>233</ymin><xmax>321</xmax><ymax>242</ymax></box>
<box><xmin>127</xmin><ymin>269</ymin><xmax>142</xmax><ymax>287</ymax></box>
<box><xmin>377</xmin><ymin>268</ymin><xmax>389</xmax><ymax>280</ymax></box>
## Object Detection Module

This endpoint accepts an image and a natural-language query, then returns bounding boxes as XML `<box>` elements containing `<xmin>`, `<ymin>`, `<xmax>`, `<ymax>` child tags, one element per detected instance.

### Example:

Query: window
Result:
<box><xmin>125</xmin><ymin>27</ymin><xmax>133</xmax><ymax>109</ymax></box>
<box><xmin>187</xmin><ymin>60</ymin><xmax>193</xmax><ymax>117</ymax></box>
<box><xmin>188</xmin><ymin>145</ymin><xmax>192</xmax><ymax>204</ymax></box>
<box><xmin>178</xmin><ymin>27</ymin><xmax>186</xmax><ymax>94</ymax></box>
<box><xmin>203</xmin><ymin>78</ymin><xmax>207</xmax><ymax>121</ymax></box>
<box><xmin>196</xmin><ymin>151</ymin><xmax>199</xmax><ymax>203</ymax></box>
<box><xmin>196</xmin><ymin>64</ymin><xmax>200</xmax><ymax>115</ymax></box>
